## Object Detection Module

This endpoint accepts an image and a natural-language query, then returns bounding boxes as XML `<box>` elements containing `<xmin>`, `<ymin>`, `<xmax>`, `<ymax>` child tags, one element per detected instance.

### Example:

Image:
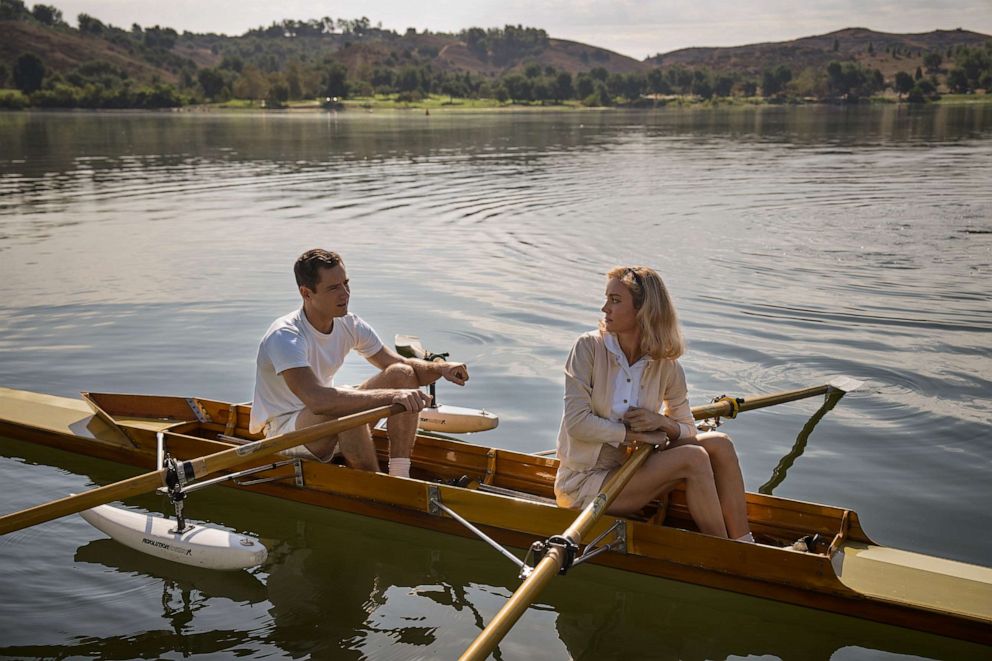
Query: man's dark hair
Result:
<box><xmin>294</xmin><ymin>249</ymin><xmax>343</xmax><ymax>291</ymax></box>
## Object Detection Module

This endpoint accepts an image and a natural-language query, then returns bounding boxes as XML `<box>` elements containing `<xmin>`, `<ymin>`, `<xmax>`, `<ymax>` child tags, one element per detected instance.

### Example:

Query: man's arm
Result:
<box><xmin>366</xmin><ymin>347</ymin><xmax>469</xmax><ymax>387</ymax></box>
<box><xmin>281</xmin><ymin>366</ymin><xmax>429</xmax><ymax>417</ymax></box>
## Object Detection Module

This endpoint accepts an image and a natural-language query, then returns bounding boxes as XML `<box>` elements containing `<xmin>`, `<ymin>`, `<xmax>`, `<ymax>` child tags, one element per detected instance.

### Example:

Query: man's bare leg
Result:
<box><xmin>281</xmin><ymin>363</ymin><xmax>422</xmax><ymax>474</ymax></box>
<box><xmin>356</xmin><ymin>363</ymin><xmax>422</xmax><ymax>476</ymax></box>
<box><xmin>294</xmin><ymin>408</ymin><xmax>379</xmax><ymax>471</ymax></box>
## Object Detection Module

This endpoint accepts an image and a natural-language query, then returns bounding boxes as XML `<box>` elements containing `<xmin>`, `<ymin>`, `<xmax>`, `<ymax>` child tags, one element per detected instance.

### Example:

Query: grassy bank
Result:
<box><xmin>5</xmin><ymin>90</ymin><xmax>988</xmax><ymax>113</ymax></box>
<box><xmin>203</xmin><ymin>91</ymin><xmax>992</xmax><ymax>112</ymax></box>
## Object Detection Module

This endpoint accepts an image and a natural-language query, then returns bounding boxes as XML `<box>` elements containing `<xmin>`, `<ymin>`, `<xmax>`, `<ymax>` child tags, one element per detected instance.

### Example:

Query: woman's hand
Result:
<box><xmin>623</xmin><ymin>407</ymin><xmax>665</xmax><ymax>432</ymax></box>
<box><xmin>623</xmin><ymin>428</ymin><xmax>669</xmax><ymax>450</ymax></box>
<box><xmin>624</xmin><ymin>407</ymin><xmax>683</xmax><ymax>439</ymax></box>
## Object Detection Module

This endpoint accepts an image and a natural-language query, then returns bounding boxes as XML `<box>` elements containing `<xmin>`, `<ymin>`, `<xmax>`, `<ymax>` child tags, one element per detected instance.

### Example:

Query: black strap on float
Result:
<box><xmin>163</xmin><ymin>454</ymin><xmax>192</xmax><ymax>533</ymax></box>
<box><xmin>425</xmin><ymin>352</ymin><xmax>449</xmax><ymax>404</ymax></box>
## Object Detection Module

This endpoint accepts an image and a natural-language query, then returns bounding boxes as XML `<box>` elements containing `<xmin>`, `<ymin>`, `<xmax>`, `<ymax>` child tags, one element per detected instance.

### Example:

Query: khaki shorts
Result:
<box><xmin>263</xmin><ymin>410</ymin><xmax>339</xmax><ymax>462</ymax></box>
<box><xmin>554</xmin><ymin>443</ymin><xmax>629</xmax><ymax>509</ymax></box>
<box><xmin>554</xmin><ymin>466</ymin><xmax>610</xmax><ymax>509</ymax></box>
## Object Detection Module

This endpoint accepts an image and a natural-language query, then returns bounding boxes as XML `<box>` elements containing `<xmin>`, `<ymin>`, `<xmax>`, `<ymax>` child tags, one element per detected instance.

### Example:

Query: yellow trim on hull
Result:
<box><xmin>835</xmin><ymin>541</ymin><xmax>992</xmax><ymax>622</ymax></box>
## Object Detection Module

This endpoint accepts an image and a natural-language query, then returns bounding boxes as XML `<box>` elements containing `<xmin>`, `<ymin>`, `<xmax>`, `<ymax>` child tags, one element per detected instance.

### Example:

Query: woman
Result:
<box><xmin>555</xmin><ymin>266</ymin><xmax>753</xmax><ymax>541</ymax></box>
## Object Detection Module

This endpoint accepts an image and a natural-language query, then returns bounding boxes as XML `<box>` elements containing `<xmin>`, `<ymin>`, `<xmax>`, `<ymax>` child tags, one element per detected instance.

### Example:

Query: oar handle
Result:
<box><xmin>0</xmin><ymin>402</ymin><xmax>405</xmax><ymax>536</ymax></box>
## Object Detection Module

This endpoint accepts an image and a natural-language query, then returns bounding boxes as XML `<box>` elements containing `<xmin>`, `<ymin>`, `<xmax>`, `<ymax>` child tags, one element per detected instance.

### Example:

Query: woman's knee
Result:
<box><xmin>700</xmin><ymin>432</ymin><xmax>738</xmax><ymax>464</ymax></box>
<box><xmin>670</xmin><ymin>445</ymin><xmax>713</xmax><ymax>479</ymax></box>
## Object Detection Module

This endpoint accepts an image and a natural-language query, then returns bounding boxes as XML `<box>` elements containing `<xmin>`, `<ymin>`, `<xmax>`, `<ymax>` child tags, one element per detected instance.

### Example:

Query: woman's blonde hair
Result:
<box><xmin>604</xmin><ymin>265</ymin><xmax>685</xmax><ymax>360</ymax></box>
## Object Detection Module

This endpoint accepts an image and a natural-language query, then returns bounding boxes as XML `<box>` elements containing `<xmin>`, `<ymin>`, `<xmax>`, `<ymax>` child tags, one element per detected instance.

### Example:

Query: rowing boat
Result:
<box><xmin>0</xmin><ymin>386</ymin><xmax>990</xmax><ymax>645</ymax></box>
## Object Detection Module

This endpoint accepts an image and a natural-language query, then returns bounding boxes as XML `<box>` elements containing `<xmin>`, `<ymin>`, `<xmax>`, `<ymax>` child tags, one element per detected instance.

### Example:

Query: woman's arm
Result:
<box><xmin>561</xmin><ymin>335</ymin><xmax>627</xmax><ymax>445</ymax></box>
<box><xmin>621</xmin><ymin>363</ymin><xmax>696</xmax><ymax>441</ymax></box>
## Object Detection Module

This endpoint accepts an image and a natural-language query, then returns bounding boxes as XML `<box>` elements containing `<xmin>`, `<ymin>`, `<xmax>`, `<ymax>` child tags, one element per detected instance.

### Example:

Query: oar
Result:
<box><xmin>461</xmin><ymin>443</ymin><xmax>652</xmax><ymax>660</ymax></box>
<box><xmin>460</xmin><ymin>376</ymin><xmax>862</xmax><ymax>660</ymax></box>
<box><xmin>0</xmin><ymin>403</ymin><xmax>405</xmax><ymax>535</ymax></box>
<box><xmin>689</xmin><ymin>376</ymin><xmax>862</xmax><ymax>421</ymax></box>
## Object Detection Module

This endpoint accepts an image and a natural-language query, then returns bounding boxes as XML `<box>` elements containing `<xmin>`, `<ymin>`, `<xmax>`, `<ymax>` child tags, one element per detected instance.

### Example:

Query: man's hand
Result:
<box><xmin>623</xmin><ymin>407</ymin><xmax>665</xmax><ymax>433</ymax></box>
<box><xmin>440</xmin><ymin>362</ymin><xmax>469</xmax><ymax>386</ymax></box>
<box><xmin>392</xmin><ymin>389</ymin><xmax>433</xmax><ymax>412</ymax></box>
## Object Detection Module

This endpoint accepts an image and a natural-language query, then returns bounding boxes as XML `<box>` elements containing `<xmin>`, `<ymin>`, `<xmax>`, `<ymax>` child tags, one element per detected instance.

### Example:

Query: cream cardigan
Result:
<box><xmin>555</xmin><ymin>329</ymin><xmax>695</xmax><ymax>472</ymax></box>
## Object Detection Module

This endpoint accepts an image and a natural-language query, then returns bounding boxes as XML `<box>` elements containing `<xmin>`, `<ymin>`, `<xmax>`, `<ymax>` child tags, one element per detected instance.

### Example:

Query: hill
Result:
<box><xmin>650</xmin><ymin>27</ymin><xmax>991</xmax><ymax>79</ymax></box>
<box><xmin>0</xmin><ymin>19</ymin><xmax>184</xmax><ymax>83</ymax></box>
<box><xmin>0</xmin><ymin>16</ymin><xmax>646</xmax><ymax>83</ymax></box>
<box><xmin>175</xmin><ymin>29</ymin><xmax>649</xmax><ymax>79</ymax></box>
<box><xmin>0</xmin><ymin>3</ymin><xmax>989</xmax><ymax>109</ymax></box>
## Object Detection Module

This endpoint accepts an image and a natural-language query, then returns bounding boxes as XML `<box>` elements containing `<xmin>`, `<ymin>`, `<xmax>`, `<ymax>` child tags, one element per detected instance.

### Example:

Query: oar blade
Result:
<box><xmin>829</xmin><ymin>376</ymin><xmax>864</xmax><ymax>393</ymax></box>
<box><xmin>395</xmin><ymin>334</ymin><xmax>427</xmax><ymax>360</ymax></box>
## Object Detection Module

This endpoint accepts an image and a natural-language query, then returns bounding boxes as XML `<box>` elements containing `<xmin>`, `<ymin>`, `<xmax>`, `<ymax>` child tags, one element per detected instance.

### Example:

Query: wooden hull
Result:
<box><xmin>1</xmin><ymin>387</ymin><xmax>990</xmax><ymax>645</ymax></box>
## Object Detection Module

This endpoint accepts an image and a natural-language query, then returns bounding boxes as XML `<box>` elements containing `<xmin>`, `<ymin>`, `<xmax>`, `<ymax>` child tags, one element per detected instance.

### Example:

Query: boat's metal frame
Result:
<box><xmin>0</xmin><ymin>386</ymin><xmax>989</xmax><ymax>645</ymax></box>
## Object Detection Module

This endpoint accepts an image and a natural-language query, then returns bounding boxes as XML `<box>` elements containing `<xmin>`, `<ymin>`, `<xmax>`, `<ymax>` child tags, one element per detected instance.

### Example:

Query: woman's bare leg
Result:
<box><xmin>608</xmin><ymin>445</ymin><xmax>728</xmax><ymax>537</ymax></box>
<box><xmin>672</xmin><ymin>431</ymin><xmax>750</xmax><ymax>539</ymax></box>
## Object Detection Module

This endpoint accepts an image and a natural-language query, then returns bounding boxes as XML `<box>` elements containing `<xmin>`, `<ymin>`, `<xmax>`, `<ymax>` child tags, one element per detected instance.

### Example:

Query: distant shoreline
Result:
<box><xmin>188</xmin><ymin>93</ymin><xmax>992</xmax><ymax>113</ymax></box>
<box><xmin>3</xmin><ymin>92</ymin><xmax>987</xmax><ymax>114</ymax></box>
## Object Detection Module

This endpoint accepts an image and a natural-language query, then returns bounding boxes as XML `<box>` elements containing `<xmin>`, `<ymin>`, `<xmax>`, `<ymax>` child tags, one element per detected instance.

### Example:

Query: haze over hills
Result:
<box><xmin>1</xmin><ymin>1</ymin><xmax>989</xmax><ymax>108</ymax></box>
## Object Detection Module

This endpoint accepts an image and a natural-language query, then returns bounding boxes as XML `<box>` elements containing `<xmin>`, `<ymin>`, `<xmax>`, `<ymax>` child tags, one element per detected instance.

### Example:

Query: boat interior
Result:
<box><xmin>79</xmin><ymin>392</ymin><xmax>857</xmax><ymax>555</ymax></box>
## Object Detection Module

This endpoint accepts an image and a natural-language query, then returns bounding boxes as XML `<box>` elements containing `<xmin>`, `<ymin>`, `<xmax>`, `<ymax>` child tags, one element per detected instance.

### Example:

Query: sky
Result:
<box><xmin>50</xmin><ymin>0</ymin><xmax>992</xmax><ymax>59</ymax></box>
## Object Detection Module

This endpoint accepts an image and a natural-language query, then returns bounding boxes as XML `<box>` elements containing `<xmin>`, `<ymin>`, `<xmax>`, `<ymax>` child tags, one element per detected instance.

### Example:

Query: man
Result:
<box><xmin>249</xmin><ymin>249</ymin><xmax>469</xmax><ymax>478</ymax></box>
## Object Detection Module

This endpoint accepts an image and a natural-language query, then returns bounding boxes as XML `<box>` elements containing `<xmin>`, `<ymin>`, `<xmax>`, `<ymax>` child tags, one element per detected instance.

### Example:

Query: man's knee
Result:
<box><xmin>382</xmin><ymin>362</ymin><xmax>419</xmax><ymax>388</ymax></box>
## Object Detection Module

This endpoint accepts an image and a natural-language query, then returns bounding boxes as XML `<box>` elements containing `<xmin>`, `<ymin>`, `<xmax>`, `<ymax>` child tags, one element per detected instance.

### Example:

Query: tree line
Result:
<box><xmin>1</xmin><ymin>0</ymin><xmax>990</xmax><ymax>110</ymax></box>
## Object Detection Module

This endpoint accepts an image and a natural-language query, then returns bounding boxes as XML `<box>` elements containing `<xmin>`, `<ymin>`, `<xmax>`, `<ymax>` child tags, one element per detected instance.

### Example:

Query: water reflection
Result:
<box><xmin>1</xmin><ymin>106</ymin><xmax>991</xmax><ymax>659</ymax></box>
<box><xmin>549</xmin><ymin>563</ymin><xmax>989</xmax><ymax>660</ymax></box>
<box><xmin>0</xmin><ymin>628</ymin><xmax>254</xmax><ymax>659</ymax></box>
<box><xmin>760</xmin><ymin>388</ymin><xmax>846</xmax><ymax>494</ymax></box>
<box><xmin>2</xmin><ymin>105</ymin><xmax>989</xmax><ymax>190</ymax></box>
<box><xmin>3</xmin><ymin>436</ymin><xmax>989</xmax><ymax>659</ymax></box>
<box><xmin>74</xmin><ymin>538</ymin><xmax>269</xmax><ymax>605</ymax></box>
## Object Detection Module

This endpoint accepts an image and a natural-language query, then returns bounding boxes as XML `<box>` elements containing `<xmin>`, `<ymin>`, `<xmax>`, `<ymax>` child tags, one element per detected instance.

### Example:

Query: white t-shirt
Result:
<box><xmin>249</xmin><ymin>309</ymin><xmax>384</xmax><ymax>433</ymax></box>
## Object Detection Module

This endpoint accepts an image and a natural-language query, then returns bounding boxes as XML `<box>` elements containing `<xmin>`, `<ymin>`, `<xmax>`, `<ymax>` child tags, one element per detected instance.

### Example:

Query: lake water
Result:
<box><xmin>0</xmin><ymin>105</ymin><xmax>990</xmax><ymax>659</ymax></box>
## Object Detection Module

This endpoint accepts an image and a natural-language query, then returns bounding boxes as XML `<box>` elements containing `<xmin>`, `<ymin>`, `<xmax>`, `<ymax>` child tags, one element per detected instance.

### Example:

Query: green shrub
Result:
<box><xmin>31</xmin><ymin>83</ymin><xmax>80</xmax><ymax>107</ymax></box>
<box><xmin>395</xmin><ymin>90</ymin><xmax>422</xmax><ymax>102</ymax></box>
<box><xmin>0</xmin><ymin>89</ymin><xmax>29</xmax><ymax>109</ymax></box>
<box><xmin>132</xmin><ymin>84</ymin><xmax>184</xmax><ymax>108</ymax></box>
<box><xmin>581</xmin><ymin>83</ymin><xmax>612</xmax><ymax>107</ymax></box>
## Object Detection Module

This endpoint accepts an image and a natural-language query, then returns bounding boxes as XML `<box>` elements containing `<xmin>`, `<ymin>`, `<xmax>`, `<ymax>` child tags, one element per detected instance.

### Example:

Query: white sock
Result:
<box><xmin>735</xmin><ymin>532</ymin><xmax>755</xmax><ymax>544</ymax></box>
<box><xmin>388</xmin><ymin>457</ymin><xmax>411</xmax><ymax>478</ymax></box>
